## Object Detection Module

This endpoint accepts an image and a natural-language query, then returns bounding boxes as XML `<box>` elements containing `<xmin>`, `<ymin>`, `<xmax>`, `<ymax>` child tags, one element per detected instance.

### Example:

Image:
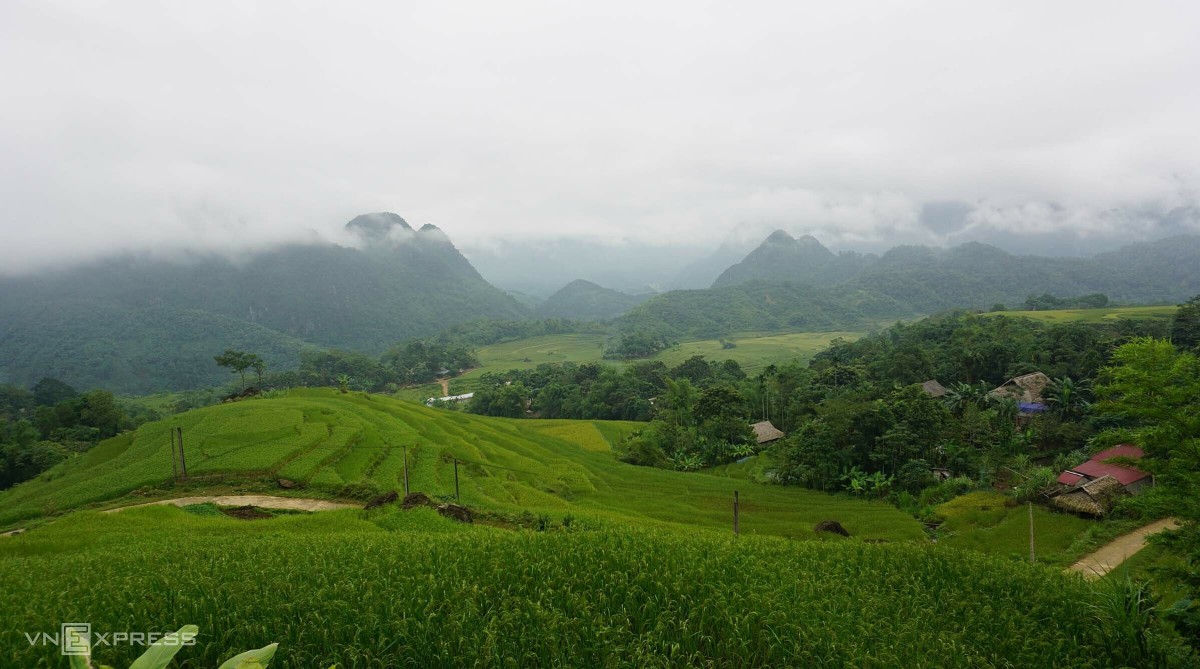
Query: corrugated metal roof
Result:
<box><xmin>1057</xmin><ymin>470</ymin><xmax>1086</xmax><ymax>486</ymax></box>
<box><xmin>1059</xmin><ymin>445</ymin><xmax>1149</xmax><ymax>487</ymax></box>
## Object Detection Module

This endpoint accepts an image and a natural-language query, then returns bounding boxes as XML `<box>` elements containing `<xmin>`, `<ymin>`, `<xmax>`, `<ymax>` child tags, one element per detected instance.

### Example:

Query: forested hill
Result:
<box><xmin>615</xmin><ymin>281</ymin><xmax>912</xmax><ymax>340</ymax></box>
<box><xmin>535</xmin><ymin>279</ymin><xmax>651</xmax><ymax>321</ymax></box>
<box><xmin>713</xmin><ymin>231</ymin><xmax>1200</xmax><ymax>310</ymax></box>
<box><xmin>712</xmin><ymin>230</ymin><xmax>876</xmax><ymax>288</ymax></box>
<box><xmin>0</xmin><ymin>213</ymin><xmax>528</xmax><ymax>393</ymax></box>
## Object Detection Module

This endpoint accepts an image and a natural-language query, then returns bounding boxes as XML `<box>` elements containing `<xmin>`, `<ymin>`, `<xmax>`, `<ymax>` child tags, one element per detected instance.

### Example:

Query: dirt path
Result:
<box><xmin>103</xmin><ymin>495</ymin><xmax>358</xmax><ymax>514</ymax></box>
<box><xmin>1069</xmin><ymin>517</ymin><xmax>1180</xmax><ymax>580</ymax></box>
<box><xmin>438</xmin><ymin>378</ymin><xmax>450</xmax><ymax>396</ymax></box>
<box><xmin>1</xmin><ymin>495</ymin><xmax>357</xmax><ymax>538</ymax></box>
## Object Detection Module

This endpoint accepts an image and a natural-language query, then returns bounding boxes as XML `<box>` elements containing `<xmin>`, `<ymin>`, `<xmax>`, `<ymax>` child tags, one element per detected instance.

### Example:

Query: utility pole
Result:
<box><xmin>733</xmin><ymin>490</ymin><xmax>740</xmax><ymax>535</ymax></box>
<box><xmin>454</xmin><ymin>459</ymin><xmax>460</xmax><ymax>502</ymax></box>
<box><xmin>1028</xmin><ymin>502</ymin><xmax>1036</xmax><ymax>564</ymax></box>
<box><xmin>177</xmin><ymin>427</ymin><xmax>188</xmax><ymax>481</ymax></box>
<box><xmin>402</xmin><ymin>446</ymin><xmax>410</xmax><ymax>496</ymax></box>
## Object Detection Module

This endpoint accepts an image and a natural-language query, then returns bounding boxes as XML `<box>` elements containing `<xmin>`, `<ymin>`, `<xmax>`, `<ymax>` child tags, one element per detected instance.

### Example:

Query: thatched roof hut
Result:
<box><xmin>1052</xmin><ymin>475</ymin><xmax>1125</xmax><ymax>516</ymax></box>
<box><xmin>989</xmin><ymin>372</ymin><xmax>1052</xmax><ymax>404</ymax></box>
<box><xmin>751</xmin><ymin>421</ymin><xmax>785</xmax><ymax>445</ymax></box>
<box><xmin>921</xmin><ymin>380</ymin><xmax>948</xmax><ymax>398</ymax></box>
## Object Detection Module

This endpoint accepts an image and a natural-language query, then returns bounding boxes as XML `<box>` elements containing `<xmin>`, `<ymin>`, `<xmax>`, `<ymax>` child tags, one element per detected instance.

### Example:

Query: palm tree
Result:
<box><xmin>943</xmin><ymin>381</ymin><xmax>989</xmax><ymax>416</ymax></box>
<box><xmin>1046</xmin><ymin>376</ymin><xmax>1091</xmax><ymax>418</ymax></box>
<box><xmin>336</xmin><ymin>374</ymin><xmax>351</xmax><ymax>394</ymax></box>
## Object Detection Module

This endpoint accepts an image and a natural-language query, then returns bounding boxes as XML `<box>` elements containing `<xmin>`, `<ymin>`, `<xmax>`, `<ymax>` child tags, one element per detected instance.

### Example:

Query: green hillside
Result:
<box><xmin>535</xmin><ymin>279</ymin><xmax>651</xmax><ymax>320</ymax></box>
<box><xmin>0</xmin><ymin>389</ymin><xmax>922</xmax><ymax>541</ymax></box>
<box><xmin>615</xmin><ymin>280</ymin><xmax>909</xmax><ymax>340</ymax></box>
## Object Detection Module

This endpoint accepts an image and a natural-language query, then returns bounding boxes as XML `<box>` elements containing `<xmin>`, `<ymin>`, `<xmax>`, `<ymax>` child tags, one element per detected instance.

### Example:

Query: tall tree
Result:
<box><xmin>31</xmin><ymin>378</ymin><xmax>78</xmax><ymax>407</ymax></box>
<box><xmin>1095</xmin><ymin>338</ymin><xmax>1200</xmax><ymax>517</ymax></box>
<box><xmin>1045</xmin><ymin>376</ymin><xmax>1091</xmax><ymax>419</ymax></box>
<box><xmin>214</xmin><ymin>350</ymin><xmax>263</xmax><ymax>392</ymax></box>
<box><xmin>1172</xmin><ymin>294</ymin><xmax>1200</xmax><ymax>351</ymax></box>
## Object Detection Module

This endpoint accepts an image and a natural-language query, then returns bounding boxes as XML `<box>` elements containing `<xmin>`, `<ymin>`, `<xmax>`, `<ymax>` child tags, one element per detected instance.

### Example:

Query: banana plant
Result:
<box><xmin>63</xmin><ymin>625</ymin><xmax>288</xmax><ymax>669</ymax></box>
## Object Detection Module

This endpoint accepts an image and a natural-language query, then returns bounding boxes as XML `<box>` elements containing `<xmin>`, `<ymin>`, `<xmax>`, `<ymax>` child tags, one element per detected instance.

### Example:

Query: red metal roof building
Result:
<box><xmin>1057</xmin><ymin>445</ymin><xmax>1151</xmax><ymax>488</ymax></box>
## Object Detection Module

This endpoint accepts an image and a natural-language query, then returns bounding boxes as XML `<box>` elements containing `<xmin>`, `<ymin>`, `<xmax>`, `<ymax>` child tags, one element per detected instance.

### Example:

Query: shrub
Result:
<box><xmin>918</xmin><ymin>476</ymin><xmax>976</xmax><ymax>507</ymax></box>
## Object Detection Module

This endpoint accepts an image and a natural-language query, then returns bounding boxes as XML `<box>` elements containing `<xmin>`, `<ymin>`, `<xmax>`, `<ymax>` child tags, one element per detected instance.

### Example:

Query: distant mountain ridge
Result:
<box><xmin>618</xmin><ymin>232</ymin><xmax>1200</xmax><ymax>339</ymax></box>
<box><xmin>0</xmin><ymin>213</ymin><xmax>528</xmax><ymax>393</ymax></box>
<box><xmin>535</xmin><ymin>279</ymin><xmax>652</xmax><ymax>321</ymax></box>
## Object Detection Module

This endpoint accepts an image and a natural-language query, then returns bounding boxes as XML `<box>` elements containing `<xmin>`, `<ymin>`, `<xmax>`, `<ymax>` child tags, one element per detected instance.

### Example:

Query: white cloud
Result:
<box><xmin>1</xmin><ymin>0</ymin><xmax>1199</xmax><ymax>273</ymax></box>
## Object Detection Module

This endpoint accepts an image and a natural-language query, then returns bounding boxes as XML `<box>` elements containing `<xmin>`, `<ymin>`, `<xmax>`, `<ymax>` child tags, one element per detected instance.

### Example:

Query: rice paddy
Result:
<box><xmin>984</xmin><ymin>305</ymin><xmax>1177</xmax><ymax>324</ymax></box>
<box><xmin>0</xmin><ymin>505</ymin><xmax>1136</xmax><ymax>668</ymax></box>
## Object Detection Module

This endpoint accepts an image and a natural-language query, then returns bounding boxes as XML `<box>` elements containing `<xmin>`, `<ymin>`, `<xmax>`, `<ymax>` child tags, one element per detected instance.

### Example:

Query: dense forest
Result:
<box><xmin>0</xmin><ymin>378</ymin><xmax>153</xmax><ymax>490</ymax></box>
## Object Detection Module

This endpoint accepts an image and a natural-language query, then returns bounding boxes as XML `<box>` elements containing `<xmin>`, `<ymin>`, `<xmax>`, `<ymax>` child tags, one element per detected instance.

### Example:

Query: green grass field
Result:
<box><xmin>439</xmin><ymin>330</ymin><xmax>863</xmax><ymax>396</ymax></box>
<box><xmin>0</xmin><ymin>389</ymin><xmax>922</xmax><ymax>542</ymax></box>
<box><xmin>985</xmin><ymin>305</ymin><xmax>1177</xmax><ymax>324</ymax></box>
<box><xmin>935</xmin><ymin>492</ymin><xmax>1096</xmax><ymax>566</ymax></box>
<box><xmin>0</xmin><ymin>504</ymin><xmax>1140</xmax><ymax>668</ymax></box>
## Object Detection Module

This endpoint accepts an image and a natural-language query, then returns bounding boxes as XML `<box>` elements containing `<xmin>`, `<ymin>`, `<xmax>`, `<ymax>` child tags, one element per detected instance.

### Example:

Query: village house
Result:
<box><xmin>920</xmin><ymin>380</ymin><xmax>948</xmax><ymax>398</ymax></box>
<box><xmin>751</xmin><ymin>420</ymin><xmax>785</xmax><ymax>446</ymax></box>
<box><xmin>989</xmin><ymin>371</ymin><xmax>1052</xmax><ymax>417</ymax></box>
<box><xmin>424</xmin><ymin>392</ymin><xmax>474</xmax><ymax>407</ymax></box>
<box><xmin>1052</xmin><ymin>445</ymin><xmax>1153</xmax><ymax>515</ymax></box>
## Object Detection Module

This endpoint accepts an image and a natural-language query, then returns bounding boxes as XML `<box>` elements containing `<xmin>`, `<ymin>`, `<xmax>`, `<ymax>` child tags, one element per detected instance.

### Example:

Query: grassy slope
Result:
<box><xmin>0</xmin><ymin>506</ymin><xmax>1131</xmax><ymax>669</ymax></box>
<box><xmin>653</xmin><ymin>331</ymin><xmax>861</xmax><ymax>373</ymax></box>
<box><xmin>0</xmin><ymin>389</ymin><xmax>922</xmax><ymax>541</ymax></box>
<box><xmin>984</xmin><ymin>305</ymin><xmax>1177</xmax><ymax>324</ymax></box>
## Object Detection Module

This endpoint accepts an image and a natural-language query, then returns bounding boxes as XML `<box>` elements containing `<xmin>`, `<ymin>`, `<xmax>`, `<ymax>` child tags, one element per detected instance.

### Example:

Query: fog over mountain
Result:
<box><xmin>2</xmin><ymin>1</ymin><xmax>1200</xmax><ymax>280</ymax></box>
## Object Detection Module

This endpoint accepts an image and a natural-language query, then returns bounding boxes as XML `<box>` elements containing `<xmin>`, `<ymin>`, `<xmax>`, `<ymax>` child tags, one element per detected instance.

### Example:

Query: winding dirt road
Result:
<box><xmin>1</xmin><ymin>495</ymin><xmax>357</xmax><ymax>537</ymax></box>
<box><xmin>1069</xmin><ymin>517</ymin><xmax>1180</xmax><ymax>580</ymax></box>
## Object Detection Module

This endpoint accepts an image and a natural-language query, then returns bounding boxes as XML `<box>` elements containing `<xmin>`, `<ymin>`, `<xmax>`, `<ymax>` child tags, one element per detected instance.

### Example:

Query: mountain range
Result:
<box><xmin>614</xmin><ymin>230</ymin><xmax>1200</xmax><ymax>340</ymax></box>
<box><xmin>4</xmin><ymin>215</ymin><xmax>1200</xmax><ymax>394</ymax></box>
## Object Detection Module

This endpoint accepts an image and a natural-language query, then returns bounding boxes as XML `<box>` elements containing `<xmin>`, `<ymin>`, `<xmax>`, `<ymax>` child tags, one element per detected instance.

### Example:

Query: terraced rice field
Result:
<box><xmin>0</xmin><ymin>389</ymin><xmax>923</xmax><ymax>542</ymax></box>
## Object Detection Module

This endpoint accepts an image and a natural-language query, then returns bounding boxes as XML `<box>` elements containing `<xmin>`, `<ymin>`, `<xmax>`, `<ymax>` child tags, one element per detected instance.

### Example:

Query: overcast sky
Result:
<box><xmin>2</xmin><ymin>1</ymin><xmax>1199</xmax><ymax>274</ymax></box>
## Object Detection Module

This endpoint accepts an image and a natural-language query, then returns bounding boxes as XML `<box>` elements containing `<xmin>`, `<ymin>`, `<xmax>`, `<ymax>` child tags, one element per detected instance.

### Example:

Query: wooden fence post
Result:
<box><xmin>733</xmin><ymin>490</ymin><xmax>740</xmax><ymax>535</ymax></box>
<box><xmin>1028</xmin><ymin>502</ymin><xmax>1036</xmax><ymax>564</ymax></box>
<box><xmin>403</xmin><ymin>446</ymin><xmax>410</xmax><ymax>496</ymax></box>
